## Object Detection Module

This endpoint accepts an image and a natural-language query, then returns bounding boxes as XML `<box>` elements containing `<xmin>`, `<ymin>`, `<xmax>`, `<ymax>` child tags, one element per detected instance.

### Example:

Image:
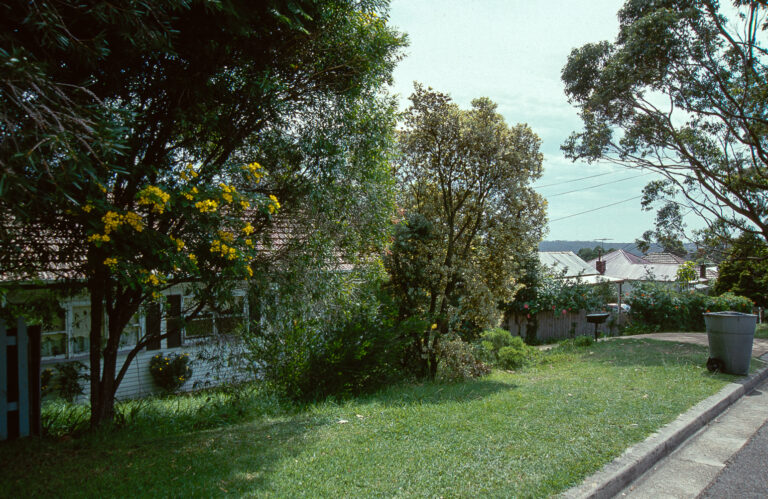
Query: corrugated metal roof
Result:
<box><xmin>587</xmin><ymin>249</ymin><xmax>682</xmax><ymax>281</ymax></box>
<box><xmin>539</xmin><ymin>251</ymin><xmax>598</xmax><ymax>278</ymax></box>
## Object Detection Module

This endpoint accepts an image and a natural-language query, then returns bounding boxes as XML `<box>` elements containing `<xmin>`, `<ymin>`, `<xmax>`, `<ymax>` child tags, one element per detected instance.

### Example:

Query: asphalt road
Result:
<box><xmin>699</xmin><ymin>416</ymin><xmax>768</xmax><ymax>498</ymax></box>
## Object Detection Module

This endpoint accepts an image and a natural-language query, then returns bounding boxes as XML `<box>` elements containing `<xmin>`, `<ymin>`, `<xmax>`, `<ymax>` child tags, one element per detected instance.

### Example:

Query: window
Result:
<box><xmin>182</xmin><ymin>293</ymin><xmax>246</xmax><ymax>340</ymax></box>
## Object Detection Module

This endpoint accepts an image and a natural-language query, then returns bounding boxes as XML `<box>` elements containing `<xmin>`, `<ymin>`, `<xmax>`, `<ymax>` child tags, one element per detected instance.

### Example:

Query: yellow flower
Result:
<box><xmin>195</xmin><ymin>199</ymin><xmax>218</xmax><ymax>213</ymax></box>
<box><xmin>245</xmin><ymin>238</ymin><xmax>253</xmax><ymax>247</ymax></box>
<box><xmin>247</xmin><ymin>265</ymin><xmax>253</xmax><ymax>277</ymax></box>
<box><xmin>240</xmin><ymin>200</ymin><xmax>250</xmax><ymax>210</ymax></box>
<box><xmin>103</xmin><ymin>257</ymin><xmax>118</xmax><ymax>267</ymax></box>
<box><xmin>137</xmin><ymin>185</ymin><xmax>171</xmax><ymax>214</ymax></box>
<box><xmin>242</xmin><ymin>223</ymin><xmax>254</xmax><ymax>235</ymax></box>
<box><xmin>431</xmin><ymin>323</ymin><xmax>437</xmax><ymax>330</ymax></box>
<box><xmin>87</xmin><ymin>234</ymin><xmax>111</xmax><ymax>244</ymax></box>
<box><xmin>269</xmin><ymin>194</ymin><xmax>281</xmax><ymax>209</ymax></box>
<box><xmin>169</xmin><ymin>236</ymin><xmax>185</xmax><ymax>251</ymax></box>
<box><xmin>123</xmin><ymin>211</ymin><xmax>144</xmax><ymax>232</ymax></box>
<box><xmin>82</xmin><ymin>204</ymin><xmax>93</xmax><ymax>213</ymax></box>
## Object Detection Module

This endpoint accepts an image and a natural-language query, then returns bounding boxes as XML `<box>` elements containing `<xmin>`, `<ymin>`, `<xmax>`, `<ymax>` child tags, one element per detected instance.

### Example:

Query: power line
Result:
<box><xmin>534</xmin><ymin>171</ymin><xmax>618</xmax><ymax>189</ymax></box>
<box><xmin>549</xmin><ymin>196</ymin><xmax>643</xmax><ymax>223</ymax></box>
<box><xmin>545</xmin><ymin>173</ymin><xmax>652</xmax><ymax>198</ymax></box>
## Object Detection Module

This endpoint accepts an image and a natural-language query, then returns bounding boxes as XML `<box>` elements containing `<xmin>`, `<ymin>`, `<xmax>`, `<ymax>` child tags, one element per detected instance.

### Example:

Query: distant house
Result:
<box><xmin>539</xmin><ymin>251</ymin><xmax>620</xmax><ymax>284</ymax></box>
<box><xmin>587</xmin><ymin>250</ymin><xmax>717</xmax><ymax>291</ymax></box>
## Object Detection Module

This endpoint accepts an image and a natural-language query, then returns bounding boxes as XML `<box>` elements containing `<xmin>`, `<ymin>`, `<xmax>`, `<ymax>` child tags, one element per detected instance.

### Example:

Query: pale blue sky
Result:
<box><xmin>387</xmin><ymin>0</ymin><xmax>706</xmax><ymax>244</ymax></box>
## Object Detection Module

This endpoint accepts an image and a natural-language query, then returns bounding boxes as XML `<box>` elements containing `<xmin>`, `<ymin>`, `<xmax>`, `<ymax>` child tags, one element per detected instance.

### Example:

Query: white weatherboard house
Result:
<box><xmin>6</xmin><ymin>282</ymin><xmax>251</xmax><ymax>402</ymax></box>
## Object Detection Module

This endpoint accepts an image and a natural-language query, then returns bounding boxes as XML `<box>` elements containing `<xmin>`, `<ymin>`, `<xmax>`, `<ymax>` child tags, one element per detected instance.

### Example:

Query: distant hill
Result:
<box><xmin>538</xmin><ymin>240</ymin><xmax>695</xmax><ymax>257</ymax></box>
<box><xmin>539</xmin><ymin>240</ymin><xmax>649</xmax><ymax>257</ymax></box>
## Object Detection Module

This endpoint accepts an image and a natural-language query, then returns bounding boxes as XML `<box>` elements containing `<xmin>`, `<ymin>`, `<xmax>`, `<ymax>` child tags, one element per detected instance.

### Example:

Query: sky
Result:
<box><xmin>386</xmin><ymin>0</ymin><xmax>707</xmax><ymax>244</ymax></box>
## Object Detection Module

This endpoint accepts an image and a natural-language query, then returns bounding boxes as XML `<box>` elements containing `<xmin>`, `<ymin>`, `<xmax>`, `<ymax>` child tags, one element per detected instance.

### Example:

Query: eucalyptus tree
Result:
<box><xmin>1</xmin><ymin>0</ymin><xmax>404</xmax><ymax>425</ymax></box>
<box><xmin>562</xmin><ymin>0</ymin><xmax>768</xmax><ymax>244</ymax></box>
<box><xmin>387</xmin><ymin>85</ymin><xmax>546</xmax><ymax>378</ymax></box>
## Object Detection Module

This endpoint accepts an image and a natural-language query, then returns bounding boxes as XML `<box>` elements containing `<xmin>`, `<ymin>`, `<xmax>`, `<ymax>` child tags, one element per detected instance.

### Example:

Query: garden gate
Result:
<box><xmin>1</xmin><ymin>318</ymin><xmax>41</xmax><ymax>440</ymax></box>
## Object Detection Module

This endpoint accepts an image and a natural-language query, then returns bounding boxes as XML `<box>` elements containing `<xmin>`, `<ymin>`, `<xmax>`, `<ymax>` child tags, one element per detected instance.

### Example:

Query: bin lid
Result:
<box><xmin>702</xmin><ymin>311</ymin><xmax>757</xmax><ymax>318</ymax></box>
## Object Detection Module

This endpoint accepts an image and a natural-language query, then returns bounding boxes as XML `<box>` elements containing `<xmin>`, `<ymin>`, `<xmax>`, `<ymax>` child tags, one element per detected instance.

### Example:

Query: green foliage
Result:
<box><xmin>387</xmin><ymin>85</ymin><xmax>546</xmax><ymax>377</ymax></box>
<box><xmin>573</xmin><ymin>335</ymin><xmax>594</xmax><ymax>347</ymax></box>
<box><xmin>627</xmin><ymin>283</ymin><xmax>754</xmax><ymax>331</ymax></box>
<box><xmin>577</xmin><ymin>246</ymin><xmax>615</xmax><ymax>262</ymax></box>
<box><xmin>1</xmin><ymin>0</ymin><xmax>406</xmax><ymax>424</ymax></box>
<box><xmin>149</xmin><ymin>353</ymin><xmax>193</xmax><ymax>393</ymax></box>
<box><xmin>480</xmin><ymin>328</ymin><xmax>539</xmax><ymax>369</ymax></box>
<box><xmin>41</xmin><ymin>362</ymin><xmax>89</xmax><ymax>403</ymax></box>
<box><xmin>506</xmin><ymin>260</ymin><xmax>609</xmax><ymax>323</ymax></box>
<box><xmin>713</xmin><ymin>232</ymin><xmax>768</xmax><ymax>307</ymax></box>
<box><xmin>676</xmin><ymin>261</ymin><xmax>698</xmax><ymax>287</ymax></box>
<box><xmin>562</xmin><ymin>0</ymin><xmax>768</xmax><ymax>244</ymax></box>
<box><xmin>247</xmin><ymin>273</ymin><xmax>406</xmax><ymax>402</ymax></box>
<box><xmin>436</xmin><ymin>338</ymin><xmax>491</xmax><ymax>383</ymax></box>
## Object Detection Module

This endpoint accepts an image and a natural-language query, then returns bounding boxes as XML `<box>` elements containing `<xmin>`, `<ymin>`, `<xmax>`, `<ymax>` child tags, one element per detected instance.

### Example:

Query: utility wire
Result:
<box><xmin>534</xmin><ymin>171</ymin><xmax>618</xmax><ymax>189</ymax></box>
<box><xmin>549</xmin><ymin>196</ymin><xmax>643</xmax><ymax>223</ymax></box>
<box><xmin>545</xmin><ymin>173</ymin><xmax>652</xmax><ymax>198</ymax></box>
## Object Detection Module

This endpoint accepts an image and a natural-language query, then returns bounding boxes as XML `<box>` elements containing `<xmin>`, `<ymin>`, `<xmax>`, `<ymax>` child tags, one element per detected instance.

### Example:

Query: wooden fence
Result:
<box><xmin>505</xmin><ymin>310</ymin><xmax>627</xmax><ymax>343</ymax></box>
<box><xmin>1</xmin><ymin>318</ymin><xmax>41</xmax><ymax>440</ymax></box>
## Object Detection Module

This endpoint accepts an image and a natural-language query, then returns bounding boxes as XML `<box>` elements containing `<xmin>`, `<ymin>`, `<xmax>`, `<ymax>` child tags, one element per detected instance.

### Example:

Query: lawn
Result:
<box><xmin>756</xmin><ymin>322</ymin><xmax>768</xmax><ymax>339</ymax></box>
<box><xmin>0</xmin><ymin>339</ymin><xmax>756</xmax><ymax>498</ymax></box>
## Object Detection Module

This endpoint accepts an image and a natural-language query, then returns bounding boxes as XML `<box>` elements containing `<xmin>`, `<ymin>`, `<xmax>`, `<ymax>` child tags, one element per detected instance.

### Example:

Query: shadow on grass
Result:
<box><xmin>0</xmin><ymin>412</ymin><xmax>327</xmax><ymax>497</ymax></box>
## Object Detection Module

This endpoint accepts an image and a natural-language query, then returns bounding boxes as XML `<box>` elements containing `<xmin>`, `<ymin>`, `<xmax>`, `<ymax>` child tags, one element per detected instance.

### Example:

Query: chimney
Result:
<box><xmin>700</xmin><ymin>264</ymin><xmax>707</xmax><ymax>279</ymax></box>
<box><xmin>596</xmin><ymin>260</ymin><xmax>606</xmax><ymax>275</ymax></box>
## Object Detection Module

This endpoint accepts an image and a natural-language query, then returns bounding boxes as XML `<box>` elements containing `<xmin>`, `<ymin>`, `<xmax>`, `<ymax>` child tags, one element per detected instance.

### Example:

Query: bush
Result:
<box><xmin>573</xmin><ymin>335</ymin><xmax>594</xmax><ymax>347</ymax></box>
<box><xmin>149</xmin><ymin>352</ymin><xmax>193</xmax><ymax>393</ymax></box>
<box><xmin>41</xmin><ymin>361</ymin><xmax>88</xmax><ymax>402</ymax></box>
<box><xmin>497</xmin><ymin>336</ymin><xmax>540</xmax><ymax>369</ymax></box>
<box><xmin>627</xmin><ymin>282</ymin><xmax>755</xmax><ymax>331</ymax></box>
<box><xmin>436</xmin><ymin>338</ymin><xmax>490</xmax><ymax>383</ymax></box>
<box><xmin>480</xmin><ymin>327</ymin><xmax>514</xmax><ymax>353</ymax></box>
<box><xmin>248</xmin><ymin>278</ymin><xmax>407</xmax><ymax>402</ymax></box>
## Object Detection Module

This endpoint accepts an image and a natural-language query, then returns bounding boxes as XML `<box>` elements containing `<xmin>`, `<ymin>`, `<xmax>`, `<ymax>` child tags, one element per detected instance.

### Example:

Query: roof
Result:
<box><xmin>539</xmin><ymin>251</ymin><xmax>599</xmax><ymax>278</ymax></box>
<box><xmin>642</xmin><ymin>252</ymin><xmax>687</xmax><ymax>264</ymax></box>
<box><xmin>587</xmin><ymin>249</ymin><xmax>683</xmax><ymax>281</ymax></box>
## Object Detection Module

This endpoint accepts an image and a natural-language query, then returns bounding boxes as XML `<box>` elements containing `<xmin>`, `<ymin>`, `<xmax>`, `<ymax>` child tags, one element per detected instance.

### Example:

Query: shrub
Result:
<box><xmin>436</xmin><ymin>338</ymin><xmax>490</xmax><ymax>383</ymax></box>
<box><xmin>248</xmin><ymin>278</ymin><xmax>408</xmax><ymax>402</ymax></box>
<box><xmin>149</xmin><ymin>352</ymin><xmax>193</xmax><ymax>393</ymax></box>
<box><xmin>627</xmin><ymin>282</ymin><xmax>755</xmax><ymax>331</ymax></box>
<box><xmin>41</xmin><ymin>361</ymin><xmax>88</xmax><ymax>402</ymax></box>
<box><xmin>479</xmin><ymin>328</ymin><xmax>540</xmax><ymax>369</ymax></box>
<box><xmin>573</xmin><ymin>335</ymin><xmax>594</xmax><ymax>347</ymax></box>
<box><xmin>480</xmin><ymin>327</ymin><xmax>514</xmax><ymax>353</ymax></box>
<box><xmin>497</xmin><ymin>336</ymin><xmax>539</xmax><ymax>369</ymax></box>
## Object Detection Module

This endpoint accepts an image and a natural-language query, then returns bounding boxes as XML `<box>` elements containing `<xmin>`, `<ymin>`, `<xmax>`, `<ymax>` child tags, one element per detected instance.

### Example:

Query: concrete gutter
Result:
<box><xmin>562</xmin><ymin>353</ymin><xmax>768</xmax><ymax>499</ymax></box>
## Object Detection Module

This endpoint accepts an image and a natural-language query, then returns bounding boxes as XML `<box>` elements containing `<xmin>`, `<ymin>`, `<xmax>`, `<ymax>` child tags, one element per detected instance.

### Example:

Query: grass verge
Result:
<box><xmin>0</xmin><ymin>339</ymin><xmax>757</xmax><ymax>498</ymax></box>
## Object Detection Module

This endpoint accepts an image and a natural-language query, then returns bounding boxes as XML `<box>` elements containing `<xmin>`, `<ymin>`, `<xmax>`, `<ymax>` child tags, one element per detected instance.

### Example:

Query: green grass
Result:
<box><xmin>0</xmin><ymin>339</ymin><xmax>756</xmax><ymax>498</ymax></box>
<box><xmin>755</xmin><ymin>322</ymin><xmax>768</xmax><ymax>339</ymax></box>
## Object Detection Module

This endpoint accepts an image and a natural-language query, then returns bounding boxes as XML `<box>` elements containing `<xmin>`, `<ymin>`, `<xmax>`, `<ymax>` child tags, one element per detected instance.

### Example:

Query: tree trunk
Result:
<box><xmin>88</xmin><ymin>271</ymin><xmax>107</xmax><ymax>428</ymax></box>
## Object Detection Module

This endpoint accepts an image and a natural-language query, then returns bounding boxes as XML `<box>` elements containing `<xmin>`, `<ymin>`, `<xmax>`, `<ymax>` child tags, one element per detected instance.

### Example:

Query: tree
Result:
<box><xmin>386</xmin><ymin>85</ymin><xmax>546</xmax><ymax>378</ymax></box>
<box><xmin>562</xmin><ymin>0</ymin><xmax>768</xmax><ymax>244</ymax></box>
<box><xmin>1</xmin><ymin>0</ymin><xmax>404</xmax><ymax>425</ymax></box>
<box><xmin>576</xmin><ymin>246</ymin><xmax>616</xmax><ymax>262</ymax></box>
<box><xmin>713</xmin><ymin>232</ymin><xmax>768</xmax><ymax>307</ymax></box>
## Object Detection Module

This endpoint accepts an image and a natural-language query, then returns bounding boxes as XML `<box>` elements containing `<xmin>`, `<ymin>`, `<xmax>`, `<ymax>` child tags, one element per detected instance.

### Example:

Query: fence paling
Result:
<box><xmin>507</xmin><ymin>310</ymin><xmax>621</xmax><ymax>342</ymax></box>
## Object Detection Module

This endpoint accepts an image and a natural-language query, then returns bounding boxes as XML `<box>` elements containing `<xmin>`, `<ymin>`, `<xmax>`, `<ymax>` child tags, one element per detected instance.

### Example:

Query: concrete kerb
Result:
<box><xmin>561</xmin><ymin>352</ymin><xmax>768</xmax><ymax>499</ymax></box>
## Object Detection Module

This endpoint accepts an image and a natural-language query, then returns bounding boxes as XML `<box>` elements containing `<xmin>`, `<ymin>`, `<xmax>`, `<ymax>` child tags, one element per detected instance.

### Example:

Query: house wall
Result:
<box><xmin>37</xmin><ymin>283</ymin><xmax>252</xmax><ymax>402</ymax></box>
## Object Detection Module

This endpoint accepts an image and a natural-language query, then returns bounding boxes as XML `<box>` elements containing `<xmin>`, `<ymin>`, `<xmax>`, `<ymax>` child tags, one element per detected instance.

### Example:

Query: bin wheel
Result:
<box><xmin>706</xmin><ymin>357</ymin><xmax>725</xmax><ymax>373</ymax></box>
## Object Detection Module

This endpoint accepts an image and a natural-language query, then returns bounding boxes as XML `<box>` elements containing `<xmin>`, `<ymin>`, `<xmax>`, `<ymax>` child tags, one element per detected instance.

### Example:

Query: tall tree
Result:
<box><xmin>0</xmin><ymin>0</ymin><xmax>404</xmax><ymax>425</ymax></box>
<box><xmin>562</xmin><ymin>0</ymin><xmax>768</xmax><ymax>243</ymax></box>
<box><xmin>386</xmin><ymin>85</ymin><xmax>546</xmax><ymax>378</ymax></box>
<box><xmin>713</xmin><ymin>232</ymin><xmax>768</xmax><ymax>307</ymax></box>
